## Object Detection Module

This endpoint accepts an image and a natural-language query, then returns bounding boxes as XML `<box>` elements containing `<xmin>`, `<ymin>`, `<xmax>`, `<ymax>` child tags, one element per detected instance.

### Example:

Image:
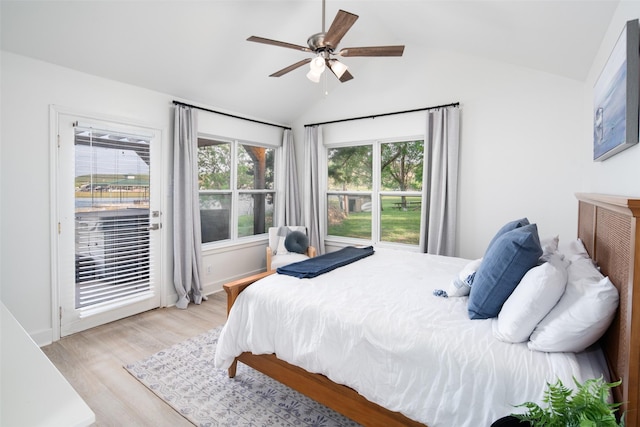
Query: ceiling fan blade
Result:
<box><xmin>247</xmin><ymin>36</ymin><xmax>311</xmax><ymax>53</ymax></box>
<box><xmin>338</xmin><ymin>69</ymin><xmax>354</xmax><ymax>83</ymax></box>
<box><xmin>338</xmin><ymin>45</ymin><xmax>405</xmax><ymax>57</ymax></box>
<box><xmin>269</xmin><ymin>58</ymin><xmax>312</xmax><ymax>77</ymax></box>
<box><xmin>323</xmin><ymin>10</ymin><xmax>358</xmax><ymax>49</ymax></box>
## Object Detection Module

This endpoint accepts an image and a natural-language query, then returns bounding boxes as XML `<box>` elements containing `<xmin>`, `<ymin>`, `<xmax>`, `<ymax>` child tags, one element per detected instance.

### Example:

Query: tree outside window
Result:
<box><xmin>237</xmin><ymin>143</ymin><xmax>275</xmax><ymax>237</ymax></box>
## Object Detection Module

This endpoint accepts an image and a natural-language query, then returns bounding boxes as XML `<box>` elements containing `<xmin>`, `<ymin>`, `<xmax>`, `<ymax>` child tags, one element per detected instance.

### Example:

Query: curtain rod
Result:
<box><xmin>304</xmin><ymin>102</ymin><xmax>460</xmax><ymax>127</ymax></box>
<box><xmin>172</xmin><ymin>100</ymin><xmax>292</xmax><ymax>131</ymax></box>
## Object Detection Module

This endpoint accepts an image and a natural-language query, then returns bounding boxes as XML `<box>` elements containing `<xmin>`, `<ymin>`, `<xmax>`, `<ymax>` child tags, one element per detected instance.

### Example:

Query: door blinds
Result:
<box><xmin>74</xmin><ymin>123</ymin><xmax>154</xmax><ymax>317</ymax></box>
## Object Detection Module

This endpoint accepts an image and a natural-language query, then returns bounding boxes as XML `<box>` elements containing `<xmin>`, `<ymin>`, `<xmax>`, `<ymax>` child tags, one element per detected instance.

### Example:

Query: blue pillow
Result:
<box><xmin>468</xmin><ymin>223</ymin><xmax>542</xmax><ymax>319</ymax></box>
<box><xmin>284</xmin><ymin>230</ymin><xmax>309</xmax><ymax>254</ymax></box>
<box><xmin>486</xmin><ymin>218</ymin><xmax>530</xmax><ymax>252</ymax></box>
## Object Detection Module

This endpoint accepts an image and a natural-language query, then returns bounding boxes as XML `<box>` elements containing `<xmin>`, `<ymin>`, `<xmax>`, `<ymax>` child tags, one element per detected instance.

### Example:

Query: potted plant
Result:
<box><xmin>510</xmin><ymin>376</ymin><xmax>624</xmax><ymax>426</ymax></box>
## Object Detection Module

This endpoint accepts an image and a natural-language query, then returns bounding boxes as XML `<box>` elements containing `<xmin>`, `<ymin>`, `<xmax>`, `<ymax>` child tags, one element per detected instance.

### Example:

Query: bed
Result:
<box><xmin>215</xmin><ymin>193</ymin><xmax>640</xmax><ymax>426</ymax></box>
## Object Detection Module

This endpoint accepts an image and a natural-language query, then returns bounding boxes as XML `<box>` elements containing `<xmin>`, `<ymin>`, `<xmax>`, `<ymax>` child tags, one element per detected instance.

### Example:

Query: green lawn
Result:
<box><xmin>238</xmin><ymin>213</ymin><xmax>273</xmax><ymax>237</ymax></box>
<box><xmin>234</xmin><ymin>195</ymin><xmax>422</xmax><ymax>244</ymax></box>
<box><xmin>328</xmin><ymin>211</ymin><xmax>372</xmax><ymax>239</ymax></box>
<box><xmin>328</xmin><ymin>196</ymin><xmax>421</xmax><ymax>245</ymax></box>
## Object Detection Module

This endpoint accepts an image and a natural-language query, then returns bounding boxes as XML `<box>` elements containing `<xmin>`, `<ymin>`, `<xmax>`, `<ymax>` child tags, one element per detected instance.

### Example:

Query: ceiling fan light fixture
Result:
<box><xmin>307</xmin><ymin>55</ymin><xmax>326</xmax><ymax>83</ymax></box>
<box><xmin>328</xmin><ymin>59</ymin><xmax>348</xmax><ymax>78</ymax></box>
<box><xmin>310</xmin><ymin>55</ymin><xmax>326</xmax><ymax>72</ymax></box>
<box><xmin>306</xmin><ymin>69</ymin><xmax>323</xmax><ymax>83</ymax></box>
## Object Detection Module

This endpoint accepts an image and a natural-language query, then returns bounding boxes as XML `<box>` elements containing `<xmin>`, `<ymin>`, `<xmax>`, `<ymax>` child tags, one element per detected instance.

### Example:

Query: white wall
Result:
<box><xmin>293</xmin><ymin>47</ymin><xmax>587</xmax><ymax>259</ymax></box>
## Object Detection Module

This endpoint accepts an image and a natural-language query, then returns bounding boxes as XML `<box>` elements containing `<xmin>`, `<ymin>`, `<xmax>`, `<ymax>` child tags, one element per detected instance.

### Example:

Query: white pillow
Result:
<box><xmin>493</xmin><ymin>254</ymin><xmax>568</xmax><ymax>343</ymax></box>
<box><xmin>539</xmin><ymin>235</ymin><xmax>559</xmax><ymax>261</ymax></box>
<box><xmin>561</xmin><ymin>238</ymin><xmax>590</xmax><ymax>262</ymax></box>
<box><xmin>527</xmin><ymin>258</ymin><xmax>619</xmax><ymax>352</ymax></box>
<box><xmin>447</xmin><ymin>258</ymin><xmax>482</xmax><ymax>297</ymax></box>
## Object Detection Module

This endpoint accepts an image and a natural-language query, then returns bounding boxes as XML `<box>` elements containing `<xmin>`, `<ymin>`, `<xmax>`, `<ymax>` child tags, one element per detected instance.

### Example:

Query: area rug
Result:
<box><xmin>125</xmin><ymin>326</ymin><xmax>360</xmax><ymax>427</ymax></box>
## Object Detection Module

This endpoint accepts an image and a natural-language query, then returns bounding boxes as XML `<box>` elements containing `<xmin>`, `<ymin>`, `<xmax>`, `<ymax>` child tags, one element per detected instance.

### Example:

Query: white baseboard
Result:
<box><xmin>32</xmin><ymin>328</ymin><xmax>54</xmax><ymax>347</ymax></box>
<box><xmin>165</xmin><ymin>270</ymin><xmax>264</xmax><ymax>308</ymax></box>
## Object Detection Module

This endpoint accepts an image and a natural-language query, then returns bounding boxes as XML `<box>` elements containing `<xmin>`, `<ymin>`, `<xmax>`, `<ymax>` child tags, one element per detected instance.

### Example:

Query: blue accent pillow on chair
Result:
<box><xmin>284</xmin><ymin>231</ymin><xmax>309</xmax><ymax>254</ymax></box>
<box><xmin>468</xmin><ymin>223</ymin><xmax>542</xmax><ymax>319</ymax></box>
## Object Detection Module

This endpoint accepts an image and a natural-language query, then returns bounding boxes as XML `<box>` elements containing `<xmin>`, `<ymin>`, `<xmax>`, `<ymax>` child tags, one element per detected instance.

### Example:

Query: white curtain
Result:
<box><xmin>276</xmin><ymin>129</ymin><xmax>301</xmax><ymax>226</ymax></box>
<box><xmin>172</xmin><ymin>105</ymin><xmax>205</xmax><ymax>309</ymax></box>
<box><xmin>422</xmin><ymin>106</ymin><xmax>460</xmax><ymax>256</ymax></box>
<box><xmin>303</xmin><ymin>125</ymin><xmax>325</xmax><ymax>255</ymax></box>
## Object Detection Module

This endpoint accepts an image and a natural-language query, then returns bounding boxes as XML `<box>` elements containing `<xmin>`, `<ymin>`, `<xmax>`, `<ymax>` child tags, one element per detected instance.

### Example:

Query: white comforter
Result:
<box><xmin>214</xmin><ymin>247</ymin><xmax>609</xmax><ymax>426</ymax></box>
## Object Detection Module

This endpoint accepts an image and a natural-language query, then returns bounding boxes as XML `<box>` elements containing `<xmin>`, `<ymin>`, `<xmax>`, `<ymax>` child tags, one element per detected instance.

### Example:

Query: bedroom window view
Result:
<box><xmin>74</xmin><ymin>126</ymin><xmax>152</xmax><ymax>311</ymax></box>
<box><xmin>380</xmin><ymin>140</ymin><xmax>424</xmax><ymax>245</ymax></box>
<box><xmin>327</xmin><ymin>140</ymin><xmax>424</xmax><ymax>245</ymax></box>
<box><xmin>198</xmin><ymin>138</ymin><xmax>275</xmax><ymax>243</ymax></box>
<box><xmin>327</xmin><ymin>145</ymin><xmax>373</xmax><ymax>239</ymax></box>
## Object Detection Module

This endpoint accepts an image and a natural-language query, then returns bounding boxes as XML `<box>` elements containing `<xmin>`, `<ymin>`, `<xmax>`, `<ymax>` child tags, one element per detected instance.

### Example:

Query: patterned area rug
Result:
<box><xmin>125</xmin><ymin>326</ymin><xmax>360</xmax><ymax>427</ymax></box>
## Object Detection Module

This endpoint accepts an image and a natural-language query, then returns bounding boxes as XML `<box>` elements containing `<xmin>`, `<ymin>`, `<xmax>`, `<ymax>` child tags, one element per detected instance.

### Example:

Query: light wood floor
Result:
<box><xmin>41</xmin><ymin>291</ymin><xmax>228</xmax><ymax>427</ymax></box>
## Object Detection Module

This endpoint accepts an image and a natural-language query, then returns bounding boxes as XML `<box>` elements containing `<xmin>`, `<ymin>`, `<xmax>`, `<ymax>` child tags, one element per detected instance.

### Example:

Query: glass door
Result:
<box><xmin>57</xmin><ymin>114</ymin><xmax>162</xmax><ymax>336</ymax></box>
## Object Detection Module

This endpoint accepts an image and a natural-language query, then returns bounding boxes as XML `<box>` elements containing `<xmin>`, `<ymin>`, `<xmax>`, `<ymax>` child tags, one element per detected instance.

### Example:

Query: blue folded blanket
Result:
<box><xmin>277</xmin><ymin>245</ymin><xmax>375</xmax><ymax>279</ymax></box>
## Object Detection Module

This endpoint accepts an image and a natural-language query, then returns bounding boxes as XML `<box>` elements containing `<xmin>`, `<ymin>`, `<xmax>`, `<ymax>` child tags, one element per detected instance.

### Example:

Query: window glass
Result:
<box><xmin>200</xmin><ymin>193</ymin><xmax>231</xmax><ymax>243</ymax></box>
<box><xmin>237</xmin><ymin>144</ymin><xmax>275</xmax><ymax>190</ymax></box>
<box><xmin>238</xmin><ymin>193</ymin><xmax>274</xmax><ymax>237</ymax></box>
<box><xmin>326</xmin><ymin>194</ymin><xmax>372</xmax><ymax>240</ymax></box>
<box><xmin>381</xmin><ymin>140</ymin><xmax>424</xmax><ymax>191</ymax></box>
<box><xmin>74</xmin><ymin>127</ymin><xmax>152</xmax><ymax>310</ymax></box>
<box><xmin>198</xmin><ymin>139</ymin><xmax>230</xmax><ymax>190</ymax></box>
<box><xmin>380</xmin><ymin>195</ymin><xmax>421</xmax><ymax>245</ymax></box>
<box><xmin>327</xmin><ymin>145</ymin><xmax>372</xmax><ymax>191</ymax></box>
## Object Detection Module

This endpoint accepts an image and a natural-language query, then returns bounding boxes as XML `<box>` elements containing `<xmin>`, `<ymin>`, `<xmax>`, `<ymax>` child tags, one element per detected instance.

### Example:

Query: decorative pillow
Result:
<box><xmin>447</xmin><ymin>258</ymin><xmax>482</xmax><ymax>297</ymax></box>
<box><xmin>468</xmin><ymin>223</ymin><xmax>543</xmax><ymax>319</ymax></box>
<box><xmin>539</xmin><ymin>235</ymin><xmax>560</xmax><ymax>262</ymax></box>
<box><xmin>273</xmin><ymin>226</ymin><xmax>306</xmax><ymax>255</ymax></box>
<box><xmin>276</xmin><ymin>232</ymin><xmax>290</xmax><ymax>255</ymax></box>
<box><xmin>528</xmin><ymin>258</ymin><xmax>619</xmax><ymax>352</ymax></box>
<box><xmin>284</xmin><ymin>231</ymin><xmax>309</xmax><ymax>254</ymax></box>
<box><xmin>486</xmin><ymin>217</ymin><xmax>530</xmax><ymax>252</ymax></box>
<box><xmin>493</xmin><ymin>253</ymin><xmax>568</xmax><ymax>343</ymax></box>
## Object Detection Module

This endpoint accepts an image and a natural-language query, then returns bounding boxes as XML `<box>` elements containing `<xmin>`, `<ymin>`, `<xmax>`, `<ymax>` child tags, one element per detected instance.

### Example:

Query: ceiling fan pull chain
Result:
<box><xmin>324</xmin><ymin>70</ymin><xmax>329</xmax><ymax>96</ymax></box>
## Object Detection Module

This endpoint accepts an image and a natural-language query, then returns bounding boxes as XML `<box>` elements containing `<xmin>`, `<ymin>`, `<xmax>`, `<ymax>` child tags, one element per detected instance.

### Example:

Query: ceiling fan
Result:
<box><xmin>247</xmin><ymin>0</ymin><xmax>404</xmax><ymax>83</ymax></box>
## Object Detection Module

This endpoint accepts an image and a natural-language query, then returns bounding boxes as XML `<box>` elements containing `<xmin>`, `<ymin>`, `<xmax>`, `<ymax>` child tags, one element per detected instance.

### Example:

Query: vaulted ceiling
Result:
<box><xmin>1</xmin><ymin>0</ymin><xmax>619</xmax><ymax>124</ymax></box>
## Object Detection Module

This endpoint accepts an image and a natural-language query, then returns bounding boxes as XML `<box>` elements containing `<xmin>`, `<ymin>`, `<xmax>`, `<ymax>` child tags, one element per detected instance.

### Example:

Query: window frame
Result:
<box><xmin>197</xmin><ymin>134</ymin><xmax>280</xmax><ymax>247</ymax></box>
<box><xmin>323</xmin><ymin>135</ymin><xmax>427</xmax><ymax>249</ymax></box>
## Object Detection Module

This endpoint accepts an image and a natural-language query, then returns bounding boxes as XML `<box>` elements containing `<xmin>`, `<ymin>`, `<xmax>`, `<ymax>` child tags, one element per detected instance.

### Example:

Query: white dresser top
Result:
<box><xmin>1</xmin><ymin>302</ymin><xmax>95</xmax><ymax>426</ymax></box>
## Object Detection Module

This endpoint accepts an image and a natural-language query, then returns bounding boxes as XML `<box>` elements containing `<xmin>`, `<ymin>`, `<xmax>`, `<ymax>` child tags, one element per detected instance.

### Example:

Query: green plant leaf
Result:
<box><xmin>512</xmin><ymin>377</ymin><xmax>623</xmax><ymax>427</ymax></box>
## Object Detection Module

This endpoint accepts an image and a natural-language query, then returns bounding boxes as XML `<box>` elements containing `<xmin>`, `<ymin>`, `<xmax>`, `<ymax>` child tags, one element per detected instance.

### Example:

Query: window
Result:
<box><xmin>327</xmin><ymin>145</ymin><xmax>372</xmax><ymax>240</ymax></box>
<box><xmin>198</xmin><ymin>137</ymin><xmax>275</xmax><ymax>243</ymax></box>
<box><xmin>326</xmin><ymin>139</ymin><xmax>425</xmax><ymax>246</ymax></box>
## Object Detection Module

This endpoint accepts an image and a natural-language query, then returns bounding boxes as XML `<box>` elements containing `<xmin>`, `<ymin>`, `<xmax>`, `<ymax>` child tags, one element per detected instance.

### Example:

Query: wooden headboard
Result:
<box><xmin>576</xmin><ymin>193</ymin><xmax>640</xmax><ymax>425</ymax></box>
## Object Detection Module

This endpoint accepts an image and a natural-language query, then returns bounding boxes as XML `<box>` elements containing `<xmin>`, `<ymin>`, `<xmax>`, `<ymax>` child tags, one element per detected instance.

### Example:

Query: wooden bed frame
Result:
<box><xmin>575</xmin><ymin>193</ymin><xmax>640</xmax><ymax>426</ymax></box>
<box><xmin>223</xmin><ymin>193</ymin><xmax>640</xmax><ymax>426</ymax></box>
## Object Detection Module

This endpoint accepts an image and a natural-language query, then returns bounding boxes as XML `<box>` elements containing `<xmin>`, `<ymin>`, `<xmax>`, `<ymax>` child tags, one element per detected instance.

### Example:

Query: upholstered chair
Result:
<box><xmin>266</xmin><ymin>226</ymin><xmax>317</xmax><ymax>271</ymax></box>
